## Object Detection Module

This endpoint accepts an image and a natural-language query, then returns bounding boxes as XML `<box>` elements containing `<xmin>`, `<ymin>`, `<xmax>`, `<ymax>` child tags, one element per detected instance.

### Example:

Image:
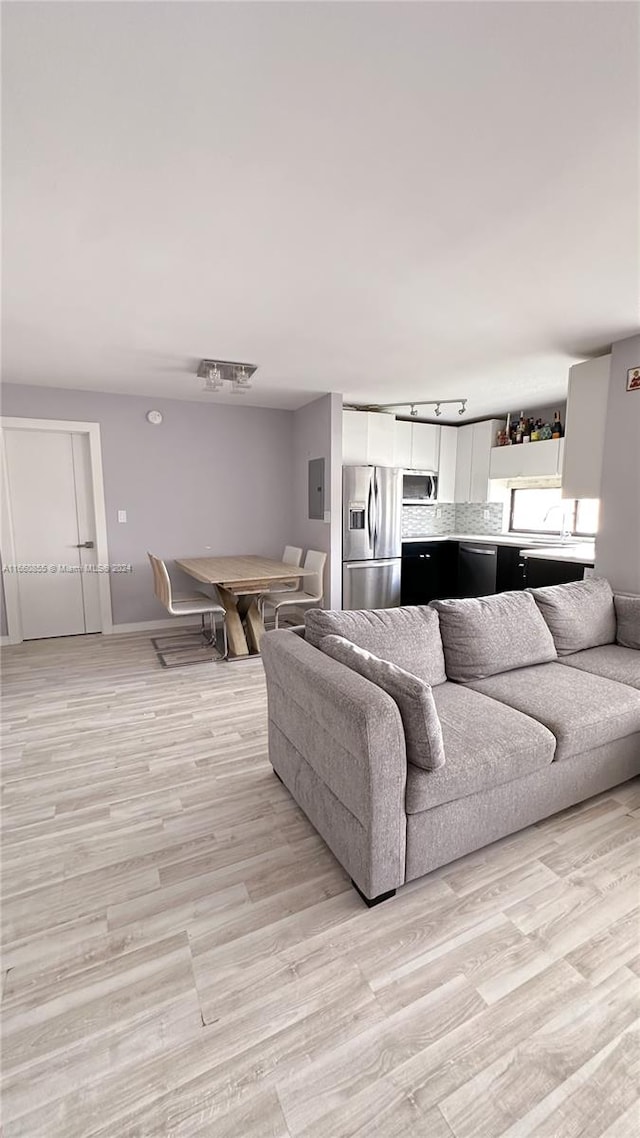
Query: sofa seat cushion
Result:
<box><xmin>430</xmin><ymin>591</ymin><xmax>556</xmax><ymax>682</ymax></box>
<box><xmin>529</xmin><ymin>577</ymin><xmax>616</xmax><ymax>655</ymax></box>
<box><xmin>468</xmin><ymin>662</ymin><xmax>640</xmax><ymax>762</ymax></box>
<box><xmin>560</xmin><ymin>645</ymin><xmax>640</xmax><ymax>690</ymax></box>
<box><xmin>319</xmin><ymin>634</ymin><xmax>445</xmax><ymax>770</ymax></box>
<box><xmin>305</xmin><ymin>605</ymin><xmax>446</xmax><ymax>686</ymax></box>
<box><xmin>615</xmin><ymin>594</ymin><xmax>640</xmax><ymax>650</ymax></box>
<box><xmin>405</xmin><ymin>683</ymin><xmax>556</xmax><ymax>813</ymax></box>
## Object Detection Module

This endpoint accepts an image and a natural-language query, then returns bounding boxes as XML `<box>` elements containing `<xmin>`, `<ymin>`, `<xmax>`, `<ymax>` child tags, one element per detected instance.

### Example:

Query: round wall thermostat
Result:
<box><xmin>146</xmin><ymin>410</ymin><xmax>163</xmax><ymax>425</ymax></box>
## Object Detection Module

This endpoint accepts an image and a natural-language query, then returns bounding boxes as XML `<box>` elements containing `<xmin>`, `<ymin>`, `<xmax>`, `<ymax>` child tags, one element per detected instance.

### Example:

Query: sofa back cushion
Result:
<box><xmin>320</xmin><ymin>634</ymin><xmax>445</xmax><ymax>770</ymax></box>
<box><xmin>431</xmin><ymin>591</ymin><xmax>557</xmax><ymax>682</ymax></box>
<box><xmin>529</xmin><ymin>577</ymin><xmax>616</xmax><ymax>655</ymax></box>
<box><xmin>305</xmin><ymin>605</ymin><xmax>447</xmax><ymax>686</ymax></box>
<box><xmin>615</xmin><ymin>594</ymin><xmax>640</xmax><ymax>650</ymax></box>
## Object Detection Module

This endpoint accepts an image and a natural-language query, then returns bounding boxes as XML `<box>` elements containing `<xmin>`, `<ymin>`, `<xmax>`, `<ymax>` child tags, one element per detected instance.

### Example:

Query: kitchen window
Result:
<box><xmin>509</xmin><ymin>488</ymin><xmax>599</xmax><ymax>536</ymax></box>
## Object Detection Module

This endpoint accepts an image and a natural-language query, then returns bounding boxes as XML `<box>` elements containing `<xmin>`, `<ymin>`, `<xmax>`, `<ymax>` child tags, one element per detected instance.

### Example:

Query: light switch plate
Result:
<box><xmin>118</xmin><ymin>510</ymin><xmax>127</xmax><ymax>523</ymax></box>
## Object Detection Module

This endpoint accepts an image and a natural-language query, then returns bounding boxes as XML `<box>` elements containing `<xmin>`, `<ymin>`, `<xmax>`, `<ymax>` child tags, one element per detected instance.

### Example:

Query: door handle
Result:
<box><xmin>75</xmin><ymin>541</ymin><xmax>95</xmax><ymax>549</ymax></box>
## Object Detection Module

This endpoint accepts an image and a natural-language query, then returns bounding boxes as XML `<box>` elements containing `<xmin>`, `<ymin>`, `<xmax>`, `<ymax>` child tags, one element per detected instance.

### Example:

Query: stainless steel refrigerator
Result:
<box><xmin>342</xmin><ymin>466</ymin><xmax>402</xmax><ymax>609</ymax></box>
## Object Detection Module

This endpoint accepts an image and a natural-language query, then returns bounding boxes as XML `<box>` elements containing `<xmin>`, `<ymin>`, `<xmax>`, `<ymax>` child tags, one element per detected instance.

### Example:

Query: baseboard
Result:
<box><xmin>0</xmin><ymin>621</ymin><xmax>200</xmax><ymax>643</ymax></box>
<box><xmin>107</xmin><ymin>618</ymin><xmax>202</xmax><ymax>635</ymax></box>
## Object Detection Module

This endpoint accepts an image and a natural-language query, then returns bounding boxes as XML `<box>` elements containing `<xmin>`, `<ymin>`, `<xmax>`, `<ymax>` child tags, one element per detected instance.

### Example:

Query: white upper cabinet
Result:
<box><xmin>342</xmin><ymin>411</ymin><xmax>396</xmax><ymax>467</ymax></box>
<box><xmin>438</xmin><ymin>426</ymin><xmax>458</xmax><ymax>501</ymax></box>
<box><xmin>454</xmin><ymin>424</ymin><xmax>474</xmax><ymax>502</ymax></box>
<box><xmin>392</xmin><ymin>420</ymin><xmax>413</xmax><ymax>468</ymax></box>
<box><xmin>455</xmin><ymin>419</ymin><xmax>505</xmax><ymax>502</ymax></box>
<box><xmin>489</xmin><ymin>438</ymin><xmax>564</xmax><ymax>480</ymax></box>
<box><xmin>561</xmin><ymin>356</ymin><xmax>611</xmax><ymax>500</ymax></box>
<box><xmin>367</xmin><ymin>413</ymin><xmax>397</xmax><ymax>467</ymax></box>
<box><xmin>470</xmin><ymin>420</ymin><xmax>502</xmax><ymax>501</ymax></box>
<box><xmin>410</xmin><ymin>422</ymin><xmax>440</xmax><ymax>471</ymax></box>
<box><xmin>393</xmin><ymin>419</ymin><xmax>440</xmax><ymax>470</ymax></box>
<box><xmin>342</xmin><ymin>410</ymin><xmax>368</xmax><ymax>465</ymax></box>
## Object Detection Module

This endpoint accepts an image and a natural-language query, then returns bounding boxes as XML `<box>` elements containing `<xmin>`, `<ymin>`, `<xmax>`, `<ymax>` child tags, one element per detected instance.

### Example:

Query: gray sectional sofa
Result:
<box><xmin>261</xmin><ymin>578</ymin><xmax>640</xmax><ymax>905</ymax></box>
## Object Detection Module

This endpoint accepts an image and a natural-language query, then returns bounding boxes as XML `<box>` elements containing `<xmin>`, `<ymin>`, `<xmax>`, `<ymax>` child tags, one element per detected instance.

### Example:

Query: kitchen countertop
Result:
<box><xmin>402</xmin><ymin>533</ymin><xmax>596</xmax><ymax>563</ymax></box>
<box><xmin>402</xmin><ymin>533</ymin><xmax>525</xmax><ymax>546</ymax></box>
<box><xmin>519</xmin><ymin>544</ymin><xmax>596</xmax><ymax>565</ymax></box>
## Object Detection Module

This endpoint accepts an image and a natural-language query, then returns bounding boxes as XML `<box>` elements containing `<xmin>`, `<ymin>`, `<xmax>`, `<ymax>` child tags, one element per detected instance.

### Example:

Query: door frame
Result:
<box><xmin>0</xmin><ymin>417</ymin><xmax>113</xmax><ymax>643</ymax></box>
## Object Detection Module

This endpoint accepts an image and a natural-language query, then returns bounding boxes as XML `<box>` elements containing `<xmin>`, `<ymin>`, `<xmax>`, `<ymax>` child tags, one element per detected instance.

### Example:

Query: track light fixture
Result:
<box><xmin>353</xmin><ymin>398</ymin><xmax>469</xmax><ymax>418</ymax></box>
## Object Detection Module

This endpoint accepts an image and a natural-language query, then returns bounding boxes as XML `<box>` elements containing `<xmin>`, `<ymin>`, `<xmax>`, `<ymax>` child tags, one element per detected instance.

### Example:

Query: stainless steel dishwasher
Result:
<box><xmin>457</xmin><ymin>543</ymin><xmax>498</xmax><ymax>597</ymax></box>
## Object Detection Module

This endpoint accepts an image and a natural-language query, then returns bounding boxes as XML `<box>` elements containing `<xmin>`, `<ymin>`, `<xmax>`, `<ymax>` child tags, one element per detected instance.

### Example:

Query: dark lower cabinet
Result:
<box><xmin>496</xmin><ymin>545</ymin><xmax>527</xmax><ymax>593</ymax></box>
<box><xmin>523</xmin><ymin>557</ymin><xmax>589</xmax><ymax>588</ymax></box>
<box><xmin>401</xmin><ymin>542</ymin><xmax>458</xmax><ymax>605</ymax></box>
<box><xmin>401</xmin><ymin>540</ymin><xmax>590</xmax><ymax>603</ymax></box>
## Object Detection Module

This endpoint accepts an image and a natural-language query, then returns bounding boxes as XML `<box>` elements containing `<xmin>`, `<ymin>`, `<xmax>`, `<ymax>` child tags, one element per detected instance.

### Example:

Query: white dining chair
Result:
<box><xmin>147</xmin><ymin>553</ymin><xmax>228</xmax><ymax>666</ymax></box>
<box><xmin>257</xmin><ymin>546</ymin><xmax>303</xmax><ymax>616</ymax></box>
<box><xmin>283</xmin><ymin>545</ymin><xmax>303</xmax><ymax>569</ymax></box>
<box><xmin>260</xmin><ymin>549</ymin><xmax>326</xmax><ymax>629</ymax></box>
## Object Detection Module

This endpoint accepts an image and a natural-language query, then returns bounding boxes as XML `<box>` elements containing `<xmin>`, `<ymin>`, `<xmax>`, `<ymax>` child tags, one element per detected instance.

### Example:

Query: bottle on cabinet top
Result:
<box><xmin>495</xmin><ymin>411</ymin><xmax>562</xmax><ymax>445</ymax></box>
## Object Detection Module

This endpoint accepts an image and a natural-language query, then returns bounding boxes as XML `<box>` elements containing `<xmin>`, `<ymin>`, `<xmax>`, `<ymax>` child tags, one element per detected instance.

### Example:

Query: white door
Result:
<box><xmin>4</xmin><ymin>429</ymin><xmax>102</xmax><ymax>638</ymax></box>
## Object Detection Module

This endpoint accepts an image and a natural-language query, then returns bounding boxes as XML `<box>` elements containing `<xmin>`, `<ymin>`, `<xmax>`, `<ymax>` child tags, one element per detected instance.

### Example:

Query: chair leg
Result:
<box><xmin>216</xmin><ymin>615</ymin><xmax>229</xmax><ymax>660</ymax></box>
<box><xmin>274</xmin><ymin>608</ymin><xmax>280</xmax><ymax>630</ymax></box>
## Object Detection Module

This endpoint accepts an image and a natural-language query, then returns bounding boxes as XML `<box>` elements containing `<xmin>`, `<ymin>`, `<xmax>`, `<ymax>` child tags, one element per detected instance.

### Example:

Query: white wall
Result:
<box><xmin>595</xmin><ymin>334</ymin><xmax>640</xmax><ymax>592</ymax></box>
<box><xmin>291</xmin><ymin>394</ymin><xmax>342</xmax><ymax>608</ymax></box>
<box><xmin>1</xmin><ymin>384</ymin><xmax>295</xmax><ymax>626</ymax></box>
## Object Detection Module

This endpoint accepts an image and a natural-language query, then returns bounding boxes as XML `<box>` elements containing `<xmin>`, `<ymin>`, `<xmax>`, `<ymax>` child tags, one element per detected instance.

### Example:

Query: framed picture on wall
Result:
<box><xmin>627</xmin><ymin>367</ymin><xmax>640</xmax><ymax>391</ymax></box>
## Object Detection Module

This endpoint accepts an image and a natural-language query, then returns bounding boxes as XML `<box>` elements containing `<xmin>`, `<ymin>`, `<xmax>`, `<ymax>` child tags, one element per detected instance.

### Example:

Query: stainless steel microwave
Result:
<box><xmin>402</xmin><ymin>471</ymin><xmax>438</xmax><ymax>503</ymax></box>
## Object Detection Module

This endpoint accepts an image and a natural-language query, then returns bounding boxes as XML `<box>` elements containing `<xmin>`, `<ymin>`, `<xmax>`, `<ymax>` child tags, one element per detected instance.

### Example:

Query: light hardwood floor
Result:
<box><xmin>1</xmin><ymin>631</ymin><xmax>639</xmax><ymax>1137</ymax></box>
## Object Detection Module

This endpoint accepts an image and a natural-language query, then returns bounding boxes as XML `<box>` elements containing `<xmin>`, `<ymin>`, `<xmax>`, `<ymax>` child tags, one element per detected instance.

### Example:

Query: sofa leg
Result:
<box><xmin>351</xmin><ymin>879</ymin><xmax>396</xmax><ymax>908</ymax></box>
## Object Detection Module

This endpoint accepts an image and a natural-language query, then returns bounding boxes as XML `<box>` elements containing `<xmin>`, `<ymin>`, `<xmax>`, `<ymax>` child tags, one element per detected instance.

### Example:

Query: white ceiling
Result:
<box><xmin>2</xmin><ymin>1</ymin><xmax>638</xmax><ymax>420</ymax></box>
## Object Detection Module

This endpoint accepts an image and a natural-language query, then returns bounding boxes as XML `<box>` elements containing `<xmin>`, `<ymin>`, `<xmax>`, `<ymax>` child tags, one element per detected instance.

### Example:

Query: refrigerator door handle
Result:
<box><xmin>373</xmin><ymin>473</ymin><xmax>380</xmax><ymax>548</ymax></box>
<box><xmin>367</xmin><ymin>477</ymin><xmax>375</xmax><ymax>547</ymax></box>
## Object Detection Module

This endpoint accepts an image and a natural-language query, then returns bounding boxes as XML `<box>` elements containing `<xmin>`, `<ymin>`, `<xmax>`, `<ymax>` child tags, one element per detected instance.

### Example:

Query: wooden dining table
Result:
<box><xmin>175</xmin><ymin>555</ymin><xmax>315</xmax><ymax>659</ymax></box>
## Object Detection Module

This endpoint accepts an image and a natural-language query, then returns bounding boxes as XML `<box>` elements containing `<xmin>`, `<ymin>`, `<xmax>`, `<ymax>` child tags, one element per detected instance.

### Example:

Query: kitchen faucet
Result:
<box><xmin>543</xmin><ymin>503</ymin><xmax>573</xmax><ymax>543</ymax></box>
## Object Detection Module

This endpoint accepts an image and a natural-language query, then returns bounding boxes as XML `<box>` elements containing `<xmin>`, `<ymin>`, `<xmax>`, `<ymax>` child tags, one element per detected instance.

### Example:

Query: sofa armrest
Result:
<box><xmin>261</xmin><ymin>630</ymin><xmax>408</xmax><ymax>898</ymax></box>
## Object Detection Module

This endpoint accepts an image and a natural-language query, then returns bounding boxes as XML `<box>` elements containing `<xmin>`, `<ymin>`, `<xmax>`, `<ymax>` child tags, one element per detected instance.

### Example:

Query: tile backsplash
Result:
<box><xmin>454</xmin><ymin>501</ymin><xmax>505</xmax><ymax>535</ymax></box>
<box><xmin>402</xmin><ymin>501</ymin><xmax>505</xmax><ymax>538</ymax></box>
<box><xmin>402</xmin><ymin>504</ymin><xmax>455</xmax><ymax>537</ymax></box>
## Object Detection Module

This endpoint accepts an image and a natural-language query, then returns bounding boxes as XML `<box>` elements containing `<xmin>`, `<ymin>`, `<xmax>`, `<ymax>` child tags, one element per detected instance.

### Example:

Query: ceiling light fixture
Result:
<box><xmin>232</xmin><ymin>365</ymin><xmax>253</xmax><ymax>394</ymax></box>
<box><xmin>197</xmin><ymin>359</ymin><xmax>258</xmax><ymax>395</ymax></box>
<box><xmin>203</xmin><ymin>365</ymin><xmax>224</xmax><ymax>392</ymax></box>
